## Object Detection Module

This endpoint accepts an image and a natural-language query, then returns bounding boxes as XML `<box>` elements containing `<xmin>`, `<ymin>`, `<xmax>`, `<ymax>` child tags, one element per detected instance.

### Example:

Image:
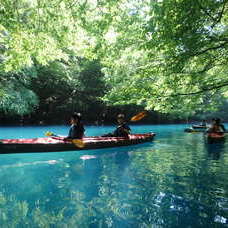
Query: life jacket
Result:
<box><xmin>211</xmin><ymin>124</ymin><xmax>223</xmax><ymax>133</ymax></box>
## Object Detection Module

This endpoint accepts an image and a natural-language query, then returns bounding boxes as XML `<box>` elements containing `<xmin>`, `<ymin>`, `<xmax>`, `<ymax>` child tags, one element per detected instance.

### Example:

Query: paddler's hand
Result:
<box><xmin>63</xmin><ymin>137</ymin><xmax>70</xmax><ymax>142</ymax></box>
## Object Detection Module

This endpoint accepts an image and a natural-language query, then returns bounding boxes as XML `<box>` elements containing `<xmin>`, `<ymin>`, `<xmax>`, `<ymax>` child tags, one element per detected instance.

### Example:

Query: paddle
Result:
<box><xmin>45</xmin><ymin>131</ymin><xmax>85</xmax><ymax>148</ymax></box>
<box><xmin>45</xmin><ymin>131</ymin><xmax>58</xmax><ymax>137</ymax></box>
<box><xmin>130</xmin><ymin>111</ymin><xmax>148</xmax><ymax>122</ymax></box>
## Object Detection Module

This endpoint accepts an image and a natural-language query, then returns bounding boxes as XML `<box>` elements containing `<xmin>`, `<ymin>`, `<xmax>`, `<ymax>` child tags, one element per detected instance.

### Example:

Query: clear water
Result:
<box><xmin>0</xmin><ymin>124</ymin><xmax>228</xmax><ymax>227</ymax></box>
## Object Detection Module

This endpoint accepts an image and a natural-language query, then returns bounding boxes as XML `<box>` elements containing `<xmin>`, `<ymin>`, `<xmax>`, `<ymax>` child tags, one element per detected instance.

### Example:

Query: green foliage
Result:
<box><xmin>100</xmin><ymin>0</ymin><xmax>228</xmax><ymax>115</ymax></box>
<box><xmin>0</xmin><ymin>69</ymin><xmax>38</xmax><ymax>114</ymax></box>
<box><xmin>0</xmin><ymin>0</ymin><xmax>119</xmax><ymax>114</ymax></box>
<box><xmin>0</xmin><ymin>86</ymin><xmax>38</xmax><ymax>115</ymax></box>
<box><xmin>0</xmin><ymin>0</ymin><xmax>227</xmax><ymax>116</ymax></box>
<box><xmin>29</xmin><ymin>57</ymin><xmax>106</xmax><ymax>122</ymax></box>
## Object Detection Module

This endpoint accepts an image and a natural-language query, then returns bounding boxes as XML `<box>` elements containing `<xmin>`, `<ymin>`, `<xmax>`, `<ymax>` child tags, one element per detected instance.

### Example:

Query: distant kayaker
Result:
<box><xmin>64</xmin><ymin>113</ymin><xmax>85</xmax><ymax>140</ymax></box>
<box><xmin>102</xmin><ymin>113</ymin><xmax>131</xmax><ymax>137</ymax></box>
<box><xmin>207</xmin><ymin>118</ymin><xmax>226</xmax><ymax>133</ymax></box>
<box><xmin>209</xmin><ymin>118</ymin><xmax>216</xmax><ymax>127</ymax></box>
<box><xmin>200</xmin><ymin>119</ymin><xmax>207</xmax><ymax>127</ymax></box>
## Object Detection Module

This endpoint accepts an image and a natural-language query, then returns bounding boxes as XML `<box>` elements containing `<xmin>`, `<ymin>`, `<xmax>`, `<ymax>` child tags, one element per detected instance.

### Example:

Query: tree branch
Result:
<box><xmin>151</xmin><ymin>81</ymin><xmax>228</xmax><ymax>98</ymax></box>
<box><xmin>212</xmin><ymin>0</ymin><xmax>228</xmax><ymax>28</ymax></box>
<box><xmin>196</xmin><ymin>0</ymin><xmax>216</xmax><ymax>22</ymax></box>
<box><xmin>192</xmin><ymin>41</ymin><xmax>228</xmax><ymax>57</ymax></box>
<box><xmin>163</xmin><ymin>81</ymin><xmax>228</xmax><ymax>97</ymax></box>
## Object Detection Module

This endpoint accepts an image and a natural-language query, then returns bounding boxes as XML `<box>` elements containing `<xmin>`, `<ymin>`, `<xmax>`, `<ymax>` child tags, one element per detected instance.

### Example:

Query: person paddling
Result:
<box><xmin>102</xmin><ymin>113</ymin><xmax>131</xmax><ymax>137</ymax></box>
<box><xmin>64</xmin><ymin>113</ymin><xmax>85</xmax><ymax>140</ymax></box>
<box><xmin>200</xmin><ymin>119</ymin><xmax>207</xmax><ymax>127</ymax></box>
<box><xmin>207</xmin><ymin>118</ymin><xmax>226</xmax><ymax>133</ymax></box>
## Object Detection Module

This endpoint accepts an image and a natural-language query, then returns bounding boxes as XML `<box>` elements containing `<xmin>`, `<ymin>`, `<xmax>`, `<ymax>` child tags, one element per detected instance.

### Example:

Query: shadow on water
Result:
<box><xmin>114</xmin><ymin>150</ymin><xmax>130</xmax><ymax>170</ymax></box>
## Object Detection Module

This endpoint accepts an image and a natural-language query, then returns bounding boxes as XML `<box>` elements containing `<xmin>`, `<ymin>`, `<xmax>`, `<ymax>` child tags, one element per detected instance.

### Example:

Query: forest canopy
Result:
<box><xmin>0</xmin><ymin>0</ymin><xmax>227</xmax><ymax>117</ymax></box>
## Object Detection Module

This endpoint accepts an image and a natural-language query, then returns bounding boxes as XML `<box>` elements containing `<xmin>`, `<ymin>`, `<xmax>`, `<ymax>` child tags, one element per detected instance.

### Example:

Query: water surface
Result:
<box><xmin>0</xmin><ymin>124</ymin><xmax>227</xmax><ymax>227</ymax></box>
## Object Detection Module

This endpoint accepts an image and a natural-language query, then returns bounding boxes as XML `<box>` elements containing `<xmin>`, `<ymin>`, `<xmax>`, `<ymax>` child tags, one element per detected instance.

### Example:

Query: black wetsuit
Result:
<box><xmin>67</xmin><ymin>123</ymin><xmax>85</xmax><ymax>139</ymax></box>
<box><xmin>113</xmin><ymin>123</ymin><xmax>131</xmax><ymax>137</ymax></box>
<box><xmin>102</xmin><ymin>123</ymin><xmax>131</xmax><ymax>137</ymax></box>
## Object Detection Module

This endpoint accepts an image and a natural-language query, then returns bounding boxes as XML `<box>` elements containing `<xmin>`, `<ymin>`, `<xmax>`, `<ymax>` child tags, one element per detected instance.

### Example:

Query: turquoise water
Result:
<box><xmin>0</xmin><ymin>124</ymin><xmax>228</xmax><ymax>227</ymax></box>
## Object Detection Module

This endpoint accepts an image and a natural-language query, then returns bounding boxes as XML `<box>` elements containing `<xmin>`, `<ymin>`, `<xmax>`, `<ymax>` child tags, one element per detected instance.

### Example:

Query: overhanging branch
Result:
<box><xmin>193</xmin><ymin>41</ymin><xmax>228</xmax><ymax>57</ymax></box>
<box><xmin>153</xmin><ymin>81</ymin><xmax>228</xmax><ymax>98</ymax></box>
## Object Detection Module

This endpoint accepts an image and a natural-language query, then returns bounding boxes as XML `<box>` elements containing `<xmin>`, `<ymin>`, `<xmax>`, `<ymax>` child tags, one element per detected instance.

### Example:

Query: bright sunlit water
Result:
<box><xmin>0</xmin><ymin>124</ymin><xmax>228</xmax><ymax>227</ymax></box>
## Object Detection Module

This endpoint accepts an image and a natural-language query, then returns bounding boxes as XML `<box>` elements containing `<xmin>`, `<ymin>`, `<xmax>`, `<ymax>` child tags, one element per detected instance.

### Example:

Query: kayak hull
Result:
<box><xmin>185</xmin><ymin>128</ymin><xmax>228</xmax><ymax>133</ymax></box>
<box><xmin>184</xmin><ymin>128</ymin><xmax>206</xmax><ymax>133</ymax></box>
<box><xmin>0</xmin><ymin>133</ymin><xmax>155</xmax><ymax>154</ymax></box>
<box><xmin>206</xmin><ymin>133</ymin><xmax>226</xmax><ymax>144</ymax></box>
<box><xmin>192</xmin><ymin>125</ymin><xmax>207</xmax><ymax>129</ymax></box>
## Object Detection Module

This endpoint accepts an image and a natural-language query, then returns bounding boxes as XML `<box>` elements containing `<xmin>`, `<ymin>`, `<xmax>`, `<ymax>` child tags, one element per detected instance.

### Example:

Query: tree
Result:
<box><xmin>100</xmin><ymin>0</ymin><xmax>228</xmax><ymax>115</ymax></box>
<box><xmin>29</xmin><ymin>57</ymin><xmax>106</xmax><ymax>123</ymax></box>
<box><xmin>0</xmin><ymin>0</ymin><xmax>118</xmax><ymax>114</ymax></box>
<box><xmin>0</xmin><ymin>0</ymin><xmax>227</xmax><ymax>116</ymax></box>
<box><xmin>0</xmin><ymin>68</ymin><xmax>38</xmax><ymax>114</ymax></box>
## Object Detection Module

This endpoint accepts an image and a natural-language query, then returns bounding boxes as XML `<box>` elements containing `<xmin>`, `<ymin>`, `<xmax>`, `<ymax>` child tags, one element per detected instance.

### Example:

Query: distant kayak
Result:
<box><xmin>0</xmin><ymin>133</ymin><xmax>155</xmax><ymax>154</ymax></box>
<box><xmin>192</xmin><ymin>125</ymin><xmax>207</xmax><ymax>129</ymax></box>
<box><xmin>185</xmin><ymin>127</ymin><xmax>228</xmax><ymax>134</ymax></box>
<box><xmin>184</xmin><ymin>128</ymin><xmax>207</xmax><ymax>133</ymax></box>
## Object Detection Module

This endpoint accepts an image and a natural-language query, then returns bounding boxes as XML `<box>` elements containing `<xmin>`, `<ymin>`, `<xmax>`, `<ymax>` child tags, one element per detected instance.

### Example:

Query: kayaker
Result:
<box><xmin>200</xmin><ymin>119</ymin><xmax>206</xmax><ymax>127</ymax></box>
<box><xmin>207</xmin><ymin>118</ymin><xmax>226</xmax><ymax>133</ymax></box>
<box><xmin>64</xmin><ymin>113</ymin><xmax>85</xmax><ymax>140</ymax></box>
<box><xmin>209</xmin><ymin>118</ymin><xmax>216</xmax><ymax>128</ymax></box>
<box><xmin>102</xmin><ymin>113</ymin><xmax>131</xmax><ymax>137</ymax></box>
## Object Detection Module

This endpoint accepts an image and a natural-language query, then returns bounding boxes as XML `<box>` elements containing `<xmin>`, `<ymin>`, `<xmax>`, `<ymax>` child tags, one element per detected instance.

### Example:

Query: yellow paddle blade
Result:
<box><xmin>130</xmin><ymin>111</ymin><xmax>148</xmax><ymax>122</ymax></box>
<box><xmin>72</xmin><ymin>139</ymin><xmax>85</xmax><ymax>148</ymax></box>
<box><xmin>45</xmin><ymin>131</ymin><xmax>54</xmax><ymax>136</ymax></box>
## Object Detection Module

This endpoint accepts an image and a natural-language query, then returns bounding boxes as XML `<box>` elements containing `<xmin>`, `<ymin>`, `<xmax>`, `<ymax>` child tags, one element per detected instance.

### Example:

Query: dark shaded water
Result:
<box><xmin>0</xmin><ymin>124</ymin><xmax>227</xmax><ymax>227</ymax></box>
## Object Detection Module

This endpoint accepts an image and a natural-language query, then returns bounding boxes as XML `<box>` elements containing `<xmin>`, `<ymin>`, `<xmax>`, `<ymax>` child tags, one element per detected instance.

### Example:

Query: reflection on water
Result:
<box><xmin>0</xmin><ymin>124</ymin><xmax>227</xmax><ymax>227</ymax></box>
<box><xmin>0</xmin><ymin>159</ymin><xmax>59</xmax><ymax>169</ymax></box>
<box><xmin>205</xmin><ymin>142</ymin><xmax>226</xmax><ymax>160</ymax></box>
